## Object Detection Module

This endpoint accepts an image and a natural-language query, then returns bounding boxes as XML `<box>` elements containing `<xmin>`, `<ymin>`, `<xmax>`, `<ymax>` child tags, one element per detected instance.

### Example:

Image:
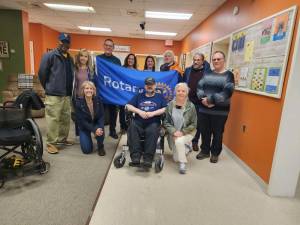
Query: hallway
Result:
<box><xmin>89</xmin><ymin>135</ymin><xmax>300</xmax><ymax>225</ymax></box>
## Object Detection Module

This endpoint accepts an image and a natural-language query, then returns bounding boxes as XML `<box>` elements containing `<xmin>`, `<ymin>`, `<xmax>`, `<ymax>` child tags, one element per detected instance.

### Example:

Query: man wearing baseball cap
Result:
<box><xmin>125</xmin><ymin>77</ymin><xmax>167</xmax><ymax>169</ymax></box>
<box><xmin>38</xmin><ymin>33</ymin><xmax>74</xmax><ymax>154</ymax></box>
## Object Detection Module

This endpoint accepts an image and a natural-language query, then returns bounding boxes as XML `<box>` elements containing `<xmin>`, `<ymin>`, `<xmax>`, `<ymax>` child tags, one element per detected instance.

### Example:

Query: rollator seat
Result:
<box><xmin>0</xmin><ymin>128</ymin><xmax>32</xmax><ymax>146</ymax></box>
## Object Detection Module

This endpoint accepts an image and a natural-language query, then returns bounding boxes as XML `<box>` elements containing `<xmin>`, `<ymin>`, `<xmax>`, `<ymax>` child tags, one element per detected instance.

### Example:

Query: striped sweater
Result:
<box><xmin>197</xmin><ymin>70</ymin><xmax>235</xmax><ymax>116</ymax></box>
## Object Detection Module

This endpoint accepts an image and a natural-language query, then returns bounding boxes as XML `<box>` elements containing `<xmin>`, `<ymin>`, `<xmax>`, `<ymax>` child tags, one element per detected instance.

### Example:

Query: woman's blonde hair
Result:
<box><xmin>80</xmin><ymin>81</ymin><xmax>96</xmax><ymax>97</ymax></box>
<box><xmin>75</xmin><ymin>48</ymin><xmax>93</xmax><ymax>72</ymax></box>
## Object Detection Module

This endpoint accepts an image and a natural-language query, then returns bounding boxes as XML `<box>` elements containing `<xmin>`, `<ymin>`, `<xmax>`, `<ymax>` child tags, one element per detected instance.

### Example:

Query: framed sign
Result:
<box><xmin>0</xmin><ymin>41</ymin><xmax>9</xmax><ymax>58</ymax></box>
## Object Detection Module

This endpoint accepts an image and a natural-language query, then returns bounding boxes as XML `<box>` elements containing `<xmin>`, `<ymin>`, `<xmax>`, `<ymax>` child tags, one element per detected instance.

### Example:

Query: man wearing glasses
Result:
<box><xmin>98</xmin><ymin>39</ymin><xmax>121</xmax><ymax>139</ymax></box>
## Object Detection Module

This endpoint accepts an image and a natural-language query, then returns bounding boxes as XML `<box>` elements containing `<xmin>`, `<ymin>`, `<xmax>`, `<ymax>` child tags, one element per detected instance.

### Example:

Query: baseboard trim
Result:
<box><xmin>223</xmin><ymin>144</ymin><xmax>268</xmax><ymax>193</ymax></box>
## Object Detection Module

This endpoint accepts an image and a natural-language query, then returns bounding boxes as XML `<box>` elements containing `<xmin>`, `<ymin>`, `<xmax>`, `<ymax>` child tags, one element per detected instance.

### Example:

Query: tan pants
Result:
<box><xmin>45</xmin><ymin>95</ymin><xmax>71</xmax><ymax>144</ymax></box>
<box><xmin>167</xmin><ymin>134</ymin><xmax>193</xmax><ymax>163</ymax></box>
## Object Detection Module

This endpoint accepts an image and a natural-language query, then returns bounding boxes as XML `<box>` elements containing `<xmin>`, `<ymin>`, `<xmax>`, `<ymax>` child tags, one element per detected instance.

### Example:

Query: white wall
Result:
<box><xmin>268</xmin><ymin>21</ymin><xmax>300</xmax><ymax>197</ymax></box>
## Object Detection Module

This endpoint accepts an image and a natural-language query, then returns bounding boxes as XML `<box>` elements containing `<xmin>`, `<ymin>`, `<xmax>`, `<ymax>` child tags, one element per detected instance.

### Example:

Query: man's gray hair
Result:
<box><xmin>193</xmin><ymin>52</ymin><xmax>205</xmax><ymax>61</ymax></box>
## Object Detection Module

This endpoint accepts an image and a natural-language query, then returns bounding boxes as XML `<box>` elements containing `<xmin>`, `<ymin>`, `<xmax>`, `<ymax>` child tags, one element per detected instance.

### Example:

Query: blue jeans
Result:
<box><xmin>79</xmin><ymin>129</ymin><xmax>104</xmax><ymax>154</ymax></box>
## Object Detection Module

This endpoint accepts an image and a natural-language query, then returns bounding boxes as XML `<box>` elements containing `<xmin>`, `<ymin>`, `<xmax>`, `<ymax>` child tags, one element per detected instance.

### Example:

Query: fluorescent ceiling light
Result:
<box><xmin>44</xmin><ymin>3</ymin><xmax>95</xmax><ymax>13</ymax></box>
<box><xmin>145</xmin><ymin>11</ymin><xmax>192</xmax><ymax>20</ymax></box>
<box><xmin>145</xmin><ymin>31</ymin><xmax>177</xmax><ymax>36</ymax></box>
<box><xmin>78</xmin><ymin>26</ymin><xmax>111</xmax><ymax>32</ymax></box>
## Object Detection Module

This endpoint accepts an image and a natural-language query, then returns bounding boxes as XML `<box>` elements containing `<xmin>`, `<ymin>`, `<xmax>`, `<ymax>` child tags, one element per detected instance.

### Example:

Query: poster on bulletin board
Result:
<box><xmin>227</xmin><ymin>6</ymin><xmax>297</xmax><ymax>98</ymax></box>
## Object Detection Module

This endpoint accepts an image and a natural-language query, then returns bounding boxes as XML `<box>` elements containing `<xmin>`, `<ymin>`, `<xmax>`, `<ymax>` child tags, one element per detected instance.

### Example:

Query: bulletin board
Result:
<box><xmin>227</xmin><ymin>6</ymin><xmax>297</xmax><ymax>98</ymax></box>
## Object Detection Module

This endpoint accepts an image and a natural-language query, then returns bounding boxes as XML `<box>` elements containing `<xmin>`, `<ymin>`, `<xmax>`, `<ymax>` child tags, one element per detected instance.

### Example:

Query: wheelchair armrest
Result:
<box><xmin>3</xmin><ymin>101</ymin><xmax>15</xmax><ymax>108</ymax></box>
<box><xmin>160</xmin><ymin>113</ymin><xmax>166</xmax><ymax>121</ymax></box>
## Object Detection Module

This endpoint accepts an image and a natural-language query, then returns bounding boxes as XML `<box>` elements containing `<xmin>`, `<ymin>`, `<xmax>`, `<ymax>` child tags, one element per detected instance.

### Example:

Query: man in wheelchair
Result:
<box><xmin>125</xmin><ymin>77</ymin><xmax>167</xmax><ymax>168</ymax></box>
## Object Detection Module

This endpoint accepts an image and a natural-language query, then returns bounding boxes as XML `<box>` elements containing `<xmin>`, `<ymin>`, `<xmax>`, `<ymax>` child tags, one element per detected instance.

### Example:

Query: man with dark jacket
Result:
<box><xmin>97</xmin><ymin>39</ymin><xmax>121</xmax><ymax>139</ymax></box>
<box><xmin>183</xmin><ymin>53</ymin><xmax>211</xmax><ymax>152</ymax></box>
<box><xmin>38</xmin><ymin>33</ymin><xmax>74</xmax><ymax>154</ymax></box>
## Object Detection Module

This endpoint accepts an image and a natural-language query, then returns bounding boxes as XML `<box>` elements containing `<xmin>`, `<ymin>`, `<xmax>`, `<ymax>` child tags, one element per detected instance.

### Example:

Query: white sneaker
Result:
<box><xmin>179</xmin><ymin>162</ymin><xmax>186</xmax><ymax>174</ymax></box>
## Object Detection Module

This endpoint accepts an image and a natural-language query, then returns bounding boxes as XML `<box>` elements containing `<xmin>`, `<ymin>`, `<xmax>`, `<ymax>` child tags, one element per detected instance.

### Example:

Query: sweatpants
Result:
<box><xmin>127</xmin><ymin>120</ymin><xmax>160</xmax><ymax>162</ymax></box>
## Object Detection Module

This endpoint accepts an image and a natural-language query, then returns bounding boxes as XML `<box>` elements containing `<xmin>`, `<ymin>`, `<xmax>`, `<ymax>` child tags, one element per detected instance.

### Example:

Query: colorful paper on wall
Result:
<box><xmin>232</xmin><ymin>31</ymin><xmax>246</xmax><ymax>52</ymax></box>
<box><xmin>260</xmin><ymin>19</ymin><xmax>273</xmax><ymax>44</ymax></box>
<box><xmin>265</xmin><ymin>67</ymin><xmax>281</xmax><ymax>93</ymax></box>
<box><xmin>251</xmin><ymin>68</ymin><xmax>267</xmax><ymax>91</ymax></box>
<box><xmin>244</xmin><ymin>41</ymin><xmax>254</xmax><ymax>62</ymax></box>
<box><xmin>238</xmin><ymin>67</ymin><xmax>249</xmax><ymax>87</ymax></box>
<box><xmin>272</xmin><ymin>12</ymin><xmax>288</xmax><ymax>41</ymax></box>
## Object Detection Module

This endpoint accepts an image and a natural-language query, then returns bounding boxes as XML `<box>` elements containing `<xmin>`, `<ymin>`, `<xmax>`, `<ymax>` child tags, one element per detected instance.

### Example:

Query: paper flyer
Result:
<box><xmin>261</xmin><ymin>19</ymin><xmax>273</xmax><ymax>44</ymax></box>
<box><xmin>265</xmin><ymin>67</ymin><xmax>281</xmax><ymax>93</ymax></box>
<box><xmin>272</xmin><ymin>12</ymin><xmax>289</xmax><ymax>41</ymax></box>
<box><xmin>251</xmin><ymin>68</ymin><xmax>267</xmax><ymax>91</ymax></box>
<box><xmin>238</xmin><ymin>67</ymin><xmax>249</xmax><ymax>87</ymax></box>
<box><xmin>244</xmin><ymin>41</ymin><xmax>254</xmax><ymax>62</ymax></box>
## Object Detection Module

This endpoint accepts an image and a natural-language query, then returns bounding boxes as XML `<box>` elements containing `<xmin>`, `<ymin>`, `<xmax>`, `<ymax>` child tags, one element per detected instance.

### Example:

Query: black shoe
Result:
<box><xmin>196</xmin><ymin>152</ymin><xmax>210</xmax><ymax>160</ymax></box>
<box><xmin>142</xmin><ymin>161</ymin><xmax>152</xmax><ymax>168</ymax></box>
<box><xmin>192</xmin><ymin>143</ymin><xmax>199</xmax><ymax>151</ymax></box>
<box><xmin>109</xmin><ymin>131</ymin><xmax>118</xmax><ymax>139</ymax></box>
<box><xmin>120</xmin><ymin>128</ymin><xmax>127</xmax><ymax>135</ymax></box>
<box><xmin>97</xmin><ymin>145</ymin><xmax>106</xmax><ymax>156</ymax></box>
<box><xmin>210</xmin><ymin>155</ymin><xmax>219</xmax><ymax>163</ymax></box>
<box><xmin>129</xmin><ymin>159</ymin><xmax>141</xmax><ymax>167</ymax></box>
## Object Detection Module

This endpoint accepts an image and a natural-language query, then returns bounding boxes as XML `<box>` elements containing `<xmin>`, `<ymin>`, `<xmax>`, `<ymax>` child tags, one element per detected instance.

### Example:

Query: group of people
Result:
<box><xmin>38</xmin><ymin>32</ymin><xmax>235</xmax><ymax>174</ymax></box>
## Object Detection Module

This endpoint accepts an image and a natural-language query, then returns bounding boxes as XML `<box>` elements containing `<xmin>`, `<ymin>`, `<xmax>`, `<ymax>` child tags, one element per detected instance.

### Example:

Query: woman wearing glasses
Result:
<box><xmin>195</xmin><ymin>51</ymin><xmax>235</xmax><ymax>163</ymax></box>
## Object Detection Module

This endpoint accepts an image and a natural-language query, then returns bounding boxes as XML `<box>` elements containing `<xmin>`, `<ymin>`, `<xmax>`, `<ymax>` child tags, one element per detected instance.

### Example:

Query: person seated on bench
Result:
<box><xmin>126</xmin><ymin>77</ymin><xmax>167</xmax><ymax>168</ymax></box>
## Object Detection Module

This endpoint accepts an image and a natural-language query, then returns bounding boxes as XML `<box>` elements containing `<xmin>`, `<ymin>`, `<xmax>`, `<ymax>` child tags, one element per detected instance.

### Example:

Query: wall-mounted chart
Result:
<box><xmin>228</xmin><ymin>6</ymin><xmax>297</xmax><ymax>98</ymax></box>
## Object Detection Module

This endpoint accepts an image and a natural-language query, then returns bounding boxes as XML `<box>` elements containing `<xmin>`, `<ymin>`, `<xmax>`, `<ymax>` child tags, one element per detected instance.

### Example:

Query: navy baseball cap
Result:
<box><xmin>145</xmin><ymin>77</ymin><xmax>156</xmax><ymax>85</ymax></box>
<box><xmin>58</xmin><ymin>33</ymin><xmax>71</xmax><ymax>43</ymax></box>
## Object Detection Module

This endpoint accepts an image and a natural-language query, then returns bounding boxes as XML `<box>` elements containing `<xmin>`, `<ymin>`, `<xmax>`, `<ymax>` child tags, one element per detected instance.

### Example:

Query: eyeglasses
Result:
<box><xmin>212</xmin><ymin>58</ymin><xmax>224</xmax><ymax>62</ymax></box>
<box><xmin>104</xmin><ymin>44</ymin><xmax>114</xmax><ymax>48</ymax></box>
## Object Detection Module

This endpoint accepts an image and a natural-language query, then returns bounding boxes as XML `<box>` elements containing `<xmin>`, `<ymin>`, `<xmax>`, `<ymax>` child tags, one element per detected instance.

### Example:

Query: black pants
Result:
<box><xmin>198</xmin><ymin>112</ymin><xmax>228</xmax><ymax>156</ymax></box>
<box><xmin>104</xmin><ymin>103</ymin><xmax>117</xmax><ymax>133</ymax></box>
<box><xmin>128</xmin><ymin>120</ymin><xmax>160</xmax><ymax>162</ymax></box>
<box><xmin>192</xmin><ymin>104</ymin><xmax>201</xmax><ymax>144</ymax></box>
<box><xmin>119</xmin><ymin>106</ymin><xmax>128</xmax><ymax>130</ymax></box>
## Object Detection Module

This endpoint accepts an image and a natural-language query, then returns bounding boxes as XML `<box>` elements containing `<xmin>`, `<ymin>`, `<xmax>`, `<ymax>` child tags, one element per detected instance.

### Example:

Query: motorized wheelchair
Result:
<box><xmin>113</xmin><ymin>108</ymin><xmax>165</xmax><ymax>173</ymax></box>
<box><xmin>0</xmin><ymin>91</ymin><xmax>49</xmax><ymax>188</ymax></box>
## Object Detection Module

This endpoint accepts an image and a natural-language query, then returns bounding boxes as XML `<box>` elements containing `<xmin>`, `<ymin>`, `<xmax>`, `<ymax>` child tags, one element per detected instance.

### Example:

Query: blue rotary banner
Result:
<box><xmin>95</xmin><ymin>56</ymin><xmax>178</xmax><ymax>105</ymax></box>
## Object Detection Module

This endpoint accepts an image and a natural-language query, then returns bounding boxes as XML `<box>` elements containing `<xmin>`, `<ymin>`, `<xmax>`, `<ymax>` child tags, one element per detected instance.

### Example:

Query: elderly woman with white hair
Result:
<box><xmin>163</xmin><ymin>82</ymin><xmax>197</xmax><ymax>174</ymax></box>
<box><xmin>160</xmin><ymin>50</ymin><xmax>183</xmax><ymax>81</ymax></box>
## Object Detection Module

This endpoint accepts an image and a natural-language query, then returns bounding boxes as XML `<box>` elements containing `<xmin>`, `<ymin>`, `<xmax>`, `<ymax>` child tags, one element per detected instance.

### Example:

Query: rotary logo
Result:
<box><xmin>155</xmin><ymin>82</ymin><xmax>174</xmax><ymax>102</ymax></box>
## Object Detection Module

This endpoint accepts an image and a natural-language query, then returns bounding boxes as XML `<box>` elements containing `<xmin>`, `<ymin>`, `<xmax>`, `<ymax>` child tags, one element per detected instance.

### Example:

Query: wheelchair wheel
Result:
<box><xmin>23</xmin><ymin>119</ymin><xmax>43</xmax><ymax>160</ymax></box>
<box><xmin>155</xmin><ymin>156</ymin><xmax>164</xmax><ymax>173</ymax></box>
<box><xmin>38</xmin><ymin>161</ymin><xmax>50</xmax><ymax>174</ymax></box>
<box><xmin>114</xmin><ymin>153</ymin><xmax>126</xmax><ymax>168</ymax></box>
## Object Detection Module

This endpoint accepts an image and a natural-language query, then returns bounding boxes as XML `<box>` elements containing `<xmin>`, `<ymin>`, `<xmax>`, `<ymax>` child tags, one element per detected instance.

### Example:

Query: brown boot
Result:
<box><xmin>192</xmin><ymin>143</ymin><xmax>199</xmax><ymax>151</ymax></box>
<box><xmin>47</xmin><ymin>144</ymin><xmax>59</xmax><ymax>154</ymax></box>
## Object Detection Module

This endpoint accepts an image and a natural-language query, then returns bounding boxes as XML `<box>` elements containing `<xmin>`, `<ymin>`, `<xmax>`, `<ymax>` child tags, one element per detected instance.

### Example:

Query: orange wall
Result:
<box><xmin>182</xmin><ymin>0</ymin><xmax>300</xmax><ymax>183</ymax></box>
<box><xmin>29</xmin><ymin>23</ymin><xmax>182</xmax><ymax>74</ymax></box>
<box><xmin>22</xmin><ymin>11</ymin><xmax>30</xmax><ymax>73</ymax></box>
<box><xmin>29</xmin><ymin>23</ymin><xmax>59</xmax><ymax>74</ymax></box>
<box><xmin>70</xmin><ymin>34</ymin><xmax>182</xmax><ymax>56</ymax></box>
